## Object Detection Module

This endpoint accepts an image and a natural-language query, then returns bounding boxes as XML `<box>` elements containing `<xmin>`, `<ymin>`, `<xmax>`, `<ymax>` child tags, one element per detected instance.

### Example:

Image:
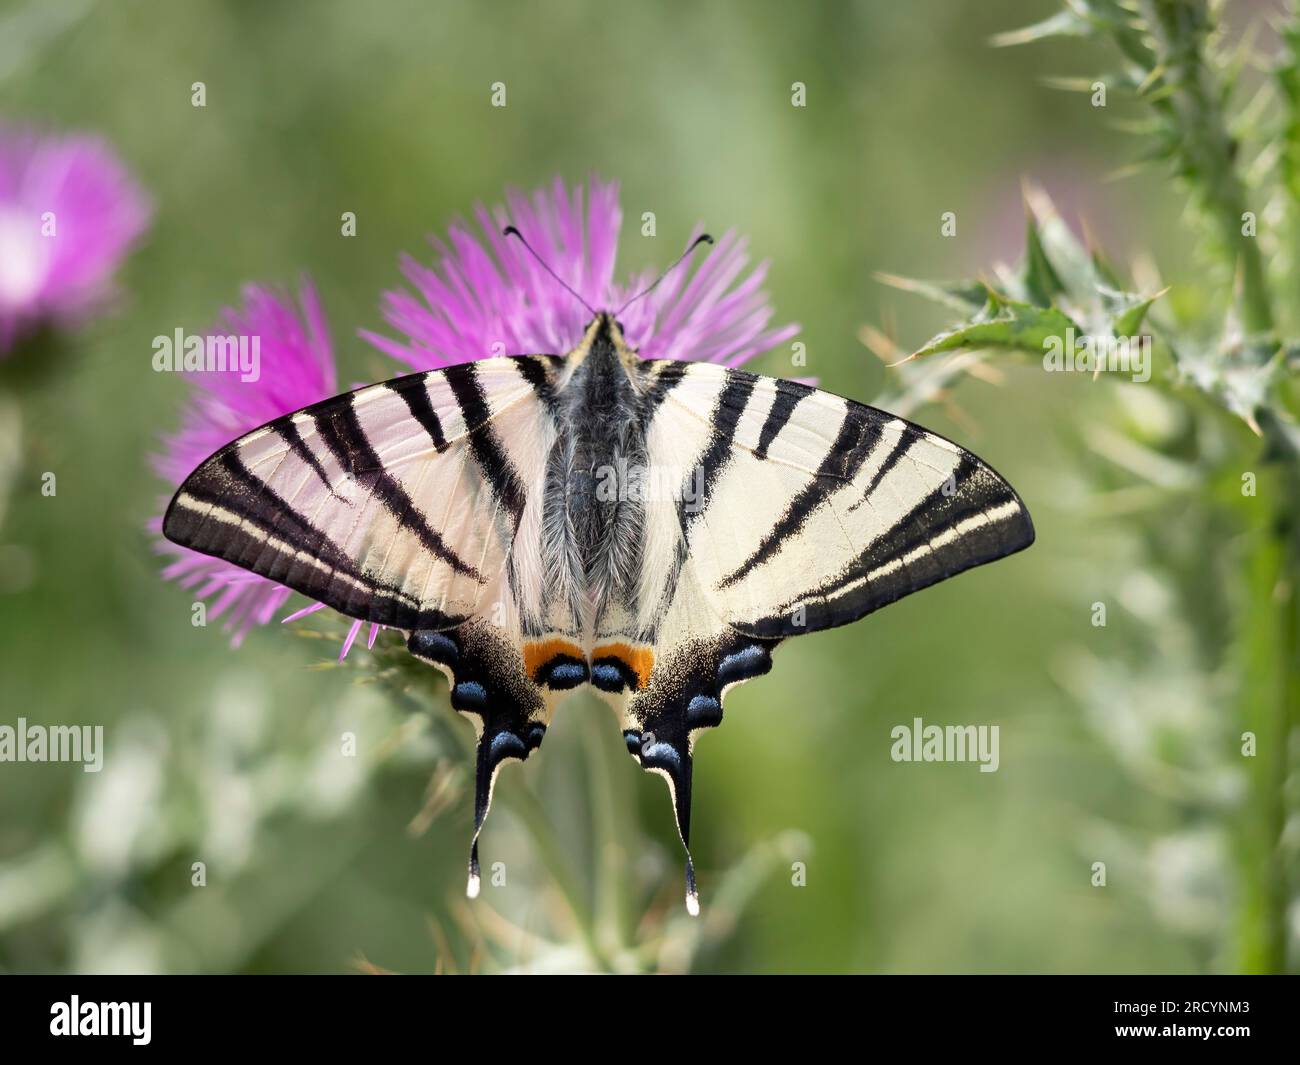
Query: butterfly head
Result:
<box><xmin>572</xmin><ymin>311</ymin><xmax>640</xmax><ymax>373</ymax></box>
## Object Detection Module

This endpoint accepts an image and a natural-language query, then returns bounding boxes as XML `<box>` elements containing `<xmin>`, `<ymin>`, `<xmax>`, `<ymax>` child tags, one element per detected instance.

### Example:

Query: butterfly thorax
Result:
<box><xmin>541</xmin><ymin>315</ymin><xmax>649</xmax><ymax>638</ymax></box>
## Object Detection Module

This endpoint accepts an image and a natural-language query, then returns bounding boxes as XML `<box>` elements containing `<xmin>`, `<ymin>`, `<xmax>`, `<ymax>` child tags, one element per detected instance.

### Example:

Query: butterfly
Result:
<box><xmin>163</xmin><ymin>230</ymin><xmax>1034</xmax><ymax>914</ymax></box>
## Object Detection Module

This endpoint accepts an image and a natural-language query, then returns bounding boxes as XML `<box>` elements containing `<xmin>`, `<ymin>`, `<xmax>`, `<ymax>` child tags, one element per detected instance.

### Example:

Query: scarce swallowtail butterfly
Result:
<box><xmin>163</xmin><ymin>229</ymin><xmax>1034</xmax><ymax>915</ymax></box>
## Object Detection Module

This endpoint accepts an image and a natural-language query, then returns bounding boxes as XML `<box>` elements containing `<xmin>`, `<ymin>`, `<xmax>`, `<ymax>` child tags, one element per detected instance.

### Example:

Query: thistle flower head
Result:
<box><xmin>152</xmin><ymin>282</ymin><xmax>337</xmax><ymax>646</ymax></box>
<box><xmin>0</xmin><ymin>125</ymin><xmax>150</xmax><ymax>354</ymax></box>
<box><xmin>157</xmin><ymin>177</ymin><xmax>796</xmax><ymax>649</ymax></box>
<box><xmin>365</xmin><ymin>176</ymin><xmax>798</xmax><ymax>370</ymax></box>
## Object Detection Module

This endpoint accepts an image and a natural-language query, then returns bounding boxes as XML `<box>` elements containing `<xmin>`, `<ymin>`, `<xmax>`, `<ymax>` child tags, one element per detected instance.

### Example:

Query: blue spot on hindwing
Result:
<box><xmin>452</xmin><ymin>680</ymin><xmax>487</xmax><ymax>711</ymax></box>
<box><xmin>543</xmin><ymin>662</ymin><xmax>588</xmax><ymax>689</ymax></box>
<box><xmin>717</xmin><ymin>643</ymin><xmax>770</xmax><ymax>687</ymax></box>
<box><xmin>408</xmin><ymin>630</ymin><xmax>460</xmax><ymax>666</ymax></box>
<box><xmin>489</xmin><ymin>730</ymin><xmax>528</xmax><ymax>762</ymax></box>
<box><xmin>685</xmin><ymin>694</ymin><xmax>723</xmax><ymax>729</ymax></box>
<box><xmin>591</xmin><ymin>663</ymin><xmax>625</xmax><ymax>692</ymax></box>
<box><xmin>641</xmin><ymin>741</ymin><xmax>682</xmax><ymax>772</ymax></box>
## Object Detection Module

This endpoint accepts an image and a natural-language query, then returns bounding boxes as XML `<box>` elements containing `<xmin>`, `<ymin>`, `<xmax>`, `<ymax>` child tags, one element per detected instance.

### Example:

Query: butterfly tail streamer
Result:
<box><xmin>405</xmin><ymin>628</ymin><xmax>548</xmax><ymax>900</ymax></box>
<box><xmin>467</xmin><ymin>738</ymin><xmax>490</xmax><ymax>899</ymax></box>
<box><xmin>685</xmin><ymin>855</ymin><xmax>700</xmax><ymax>918</ymax></box>
<box><xmin>634</xmin><ymin>729</ymin><xmax>701</xmax><ymax>915</ymax></box>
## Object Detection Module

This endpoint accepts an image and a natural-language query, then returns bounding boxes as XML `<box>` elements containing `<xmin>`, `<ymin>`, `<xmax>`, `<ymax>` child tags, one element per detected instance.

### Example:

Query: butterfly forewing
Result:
<box><xmin>641</xmin><ymin>360</ymin><xmax>1034</xmax><ymax>637</ymax></box>
<box><xmin>163</xmin><ymin>356</ymin><xmax>560</xmax><ymax>629</ymax></box>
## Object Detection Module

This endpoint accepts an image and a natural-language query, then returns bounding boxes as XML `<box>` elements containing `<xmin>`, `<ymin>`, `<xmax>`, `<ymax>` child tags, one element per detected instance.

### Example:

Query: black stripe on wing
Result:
<box><xmin>179</xmin><ymin>450</ymin><xmax>360</xmax><ymax>582</ymax></box>
<box><xmin>717</xmin><ymin>403</ymin><xmax>885</xmax><ymax>589</ymax></box>
<box><xmin>754</xmin><ymin>378</ymin><xmax>814</xmax><ymax>460</ymax></box>
<box><xmin>281</xmin><ymin>417</ymin><xmax>345</xmax><ymax>500</ymax></box>
<box><xmin>740</xmin><ymin>445</ymin><xmax>1034</xmax><ymax>638</ymax></box>
<box><xmin>511</xmin><ymin>353</ymin><xmax>563</xmax><ymax>413</ymax></box>
<box><xmin>313</xmin><ymin>399</ymin><xmax>484</xmax><ymax>581</ymax></box>
<box><xmin>686</xmin><ymin>369</ymin><xmax>755</xmax><ymax>531</ymax></box>
<box><xmin>447</xmin><ymin>364</ymin><xmax>527</xmax><ymax>529</ymax></box>
<box><xmin>163</xmin><ymin>435</ymin><xmax>464</xmax><ymax>630</ymax></box>
<box><xmin>391</xmin><ymin>376</ymin><xmax>450</xmax><ymax>453</ymax></box>
<box><xmin>637</xmin><ymin>360</ymin><xmax>691</xmax><ymax>421</ymax></box>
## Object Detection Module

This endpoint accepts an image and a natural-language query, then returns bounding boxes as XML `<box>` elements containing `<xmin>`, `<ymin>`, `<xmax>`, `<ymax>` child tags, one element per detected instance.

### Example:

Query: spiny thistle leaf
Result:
<box><xmin>1107</xmin><ymin>288</ymin><xmax>1164</xmax><ymax>337</ymax></box>
<box><xmin>872</xmin><ymin>272</ymin><xmax>989</xmax><ymax>315</ymax></box>
<box><xmin>907</xmin><ymin>289</ymin><xmax>1080</xmax><ymax>361</ymax></box>
<box><xmin>991</xmin><ymin>5</ymin><xmax>1094</xmax><ymax>47</ymax></box>
<box><xmin>885</xmin><ymin>188</ymin><xmax>1161</xmax><ymax>365</ymax></box>
<box><xmin>1023</xmin><ymin>208</ymin><xmax>1067</xmax><ymax>308</ymax></box>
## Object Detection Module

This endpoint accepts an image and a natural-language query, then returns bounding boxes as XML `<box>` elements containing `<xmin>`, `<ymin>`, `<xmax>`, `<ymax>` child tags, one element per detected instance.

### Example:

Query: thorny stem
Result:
<box><xmin>583</xmin><ymin>709</ymin><xmax>637</xmax><ymax>956</ymax></box>
<box><xmin>1136</xmin><ymin>0</ymin><xmax>1275</xmax><ymax>335</ymax></box>
<box><xmin>1132</xmin><ymin>0</ymin><xmax>1293</xmax><ymax>973</ymax></box>
<box><xmin>1035</xmin><ymin>0</ymin><xmax>1296</xmax><ymax>970</ymax></box>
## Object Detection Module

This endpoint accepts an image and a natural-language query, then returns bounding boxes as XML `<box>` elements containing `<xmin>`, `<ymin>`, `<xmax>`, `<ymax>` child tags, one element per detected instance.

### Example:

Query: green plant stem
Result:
<box><xmin>383</xmin><ymin>676</ymin><xmax>613</xmax><ymax>969</ymax></box>
<box><xmin>583</xmin><ymin>710</ymin><xmax>636</xmax><ymax>956</ymax></box>
<box><xmin>500</xmin><ymin>784</ymin><xmax>613</xmax><ymax>970</ymax></box>
<box><xmin>1280</xmin><ymin>14</ymin><xmax>1300</xmax><ymax>332</ymax></box>
<box><xmin>1235</xmin><ymin>486</ymin><xmax>1297</xmax><ymax>973</ymax></box>
<box><xmin>1130</xmin><ymin>0</ymin><xmax>1295</xmax><ymax>973</ymax></box>
<box><xmin>1276</xmin><ymin>537</ymin><xmax>1300</xmax><ymax>972</ymax></box>
<box><xmin>1137</xmin><ymin>0</ymin><xmax>1274</xmax><ymax>335</ymax></box>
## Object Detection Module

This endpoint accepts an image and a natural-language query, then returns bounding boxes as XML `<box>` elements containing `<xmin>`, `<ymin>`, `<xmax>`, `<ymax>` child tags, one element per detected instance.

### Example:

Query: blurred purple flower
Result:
<box><xmin>0</xmin><ymin>125</ymin><xmax>150</xmax><ymax>354</ymax></box>
<box><xmin>156</xmin><ymin>177</ymin><xmax>796</xmax><ymax>651</ymax></box>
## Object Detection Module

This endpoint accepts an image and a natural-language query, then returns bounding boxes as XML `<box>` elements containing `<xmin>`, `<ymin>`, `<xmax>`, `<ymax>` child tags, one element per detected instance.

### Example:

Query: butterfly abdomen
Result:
<box><xmin>540</xmin><ymin>325</ymin><xmax>650</xmax><ymax>633</ymax></box>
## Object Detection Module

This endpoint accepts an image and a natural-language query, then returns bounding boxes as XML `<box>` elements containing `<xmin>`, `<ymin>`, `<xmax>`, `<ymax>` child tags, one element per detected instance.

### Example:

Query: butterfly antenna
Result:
<box><xmin>502</xmin><ymin>225</ymin><xmax>596</xmax><ymax>316</ymax></box>
<box><xmin>615</xmin><ymin>232</ymin><xmax>715</xmax><ymax>316</ymax></box>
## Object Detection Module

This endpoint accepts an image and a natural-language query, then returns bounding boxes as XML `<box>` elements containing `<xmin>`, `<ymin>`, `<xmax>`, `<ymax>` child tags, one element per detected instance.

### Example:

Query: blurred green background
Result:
<box><xmin>0</xmin><ymin>0</ymin><xmax>1265</xmax><ymax>972</ymax></box>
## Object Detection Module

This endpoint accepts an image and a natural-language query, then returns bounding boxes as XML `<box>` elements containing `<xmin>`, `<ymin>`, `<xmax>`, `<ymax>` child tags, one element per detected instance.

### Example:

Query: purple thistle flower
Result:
<box><xmin>363</xmin><ymin>176</ymin><xmax>798</xmax><ymax>370</ymax></box>
<box><xmin>156</xmin><ymin>177</ymin><xmax>796</xmax><ymax>651</ymax></box>
<box><xmin>151</xmin><ymin>281</ymin><xmax>347</xmax><ymax>647</ymax></box>
<box><xmin>0</xmin><ymin>125</ymin><xmax>150</xmax><ymax>354</ymax></box>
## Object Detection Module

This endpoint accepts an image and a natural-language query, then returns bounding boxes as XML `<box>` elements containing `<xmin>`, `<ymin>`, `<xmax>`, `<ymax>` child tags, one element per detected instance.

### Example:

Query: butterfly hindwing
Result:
<box><xmin>595</xmin><ymin>357</ymin><xmax>1033</xmax><ymax>907</ymax></box>
<box><xmin>595</xmin><ymin>554</ymin><xmax>779</xmax><ymax>914</ymax></box>
<box><xmin>165</xmin><ymin>355</ymin><xmax>571</xmax><ymax>890</ymax></box>
<box><xmin>408</xmin><ymin>616</ymin><xmax>550</xmax><ymax>897</ymax></box>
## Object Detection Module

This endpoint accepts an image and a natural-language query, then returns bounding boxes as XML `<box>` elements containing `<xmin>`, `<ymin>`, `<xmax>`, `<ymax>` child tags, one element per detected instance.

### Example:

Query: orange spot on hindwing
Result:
<box><xmin>591</xmin><ymin>642</ymin><xmax>655</xmax><ymax>692</ymax></box>
<box><xmin>523</xmin><ymin>637</ymin><xmax>587</xmax><ymax>691</ymax></box>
